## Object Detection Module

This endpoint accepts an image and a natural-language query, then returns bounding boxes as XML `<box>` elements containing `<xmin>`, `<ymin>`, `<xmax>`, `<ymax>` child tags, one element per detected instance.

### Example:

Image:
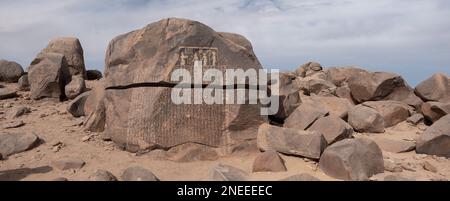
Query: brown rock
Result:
<box><xmin>0</xmin><ymin>88</ymin><xmax>17</xmax><ymax>100</ymax></box>
<box><xmin>384</xmin><ymin>86</ymin><xmax>423</xmax><ymax>110</ymax></box>
<box><xmin>67</xmin><ymin>91</ymin><xmax>90</xmax><ymax>117</ymax></box>
<box><xmin>121</xmin><ymin>166</ymin><xmax>159</xmax><ymax>181</ymax></box>
<box><xmin>252</xmin><ymin>151</ymin><xmax>287</xmax><ymax>172</ymax></box>
<box><xmin>362</xmin><ymin>101</ymin><xmax>411</xmax><ymax>127</ymax></box>
<box><xmin>104</xmin><ymin>18</ymin><xmax>265</xmax><ymax>150</ymax></box>
<box><xmin>348</xmin><ymin>105</ymin><xmax>385</xmax><ymax>133</ymax></box>
<box><xmin>208</xmin><ymin>163</ymin><xmax>248</xmax><ymax>181</ymax></box>
<box><xmin>407</xmin><ymin>113</ymin><xmax>424</xmax><ymax>125</ymax></box>
<box><xmin>0</xmin><ymin>132</ymin><xmax>39</xmax><ymax>157</ymax></box>
<box><xmin>83</xmin><ymin>80</ymin><xmax>106</xmax><ymax>132</ymax></box>
<box><xmin>40</xmin><ymin>37</ymin><xmax>86</xmax><ymax>78</ymax></box>
<box><xmin>319</xmin><ymin>138</ymin><xmax>384</xmax><ymax>181</ymax></box>
<box><xmin>269</xmin><ymin>72</ymin><xmax>301</xmax><ymax>121</ymax></box>
<box><xmin>335</xmin><ymin>85</ymin><xmax>356</xmax><ymax>105</ymax></box>
<box><xmin>416</xmin><ymin>114</ymin><xmax>450</xmax><ymax>157</ymax></box>
<box><xmin>65</xmin><ymin>75</ymin><xmax>86</xmax><ymax>99</ymax></box>
<box><xmin>324</xmin><ymin>67</ymin><xmax>368</xmax><ymax>87</ymax></box>
<box><xmin>51</xmin><ymin>158</ymin><xmax>85</xmax><ymax>170</ymax></box>
<box><xmin>348</xmin><ymin>71</ymin><xmax>405</xmax><ymax>103</ymax></box>
<box><xmin>415</xmin><ymin>73</ymin><xmax>450</xmax><ymax>102</ymax></box>
<box><xmin>308</xmin><ymin>115</ymin><xmax>353</xmax><ymax>145</ymax></box>
<box><xmin>303</xmin><ymin>96</ymin><xmax>354</xmax><ymax>119</ymax></box>
<box><xmin>362</xmin><ymin>136</ymin><xmax>415</xmax><ymax>153</ymax></box>
<box><xmin>28</xmin><ymin>53</ymin><xmax>70</xmax><ymax>100</ymax></box>
<box><xmin>0</xmin><ymin>59</ymin><xmax>24</xmax><ymax>83</ymax></box>
<box><xmin>218</xmin><ymin>32</ymin><xmax>254</xmax><ymax>51</ymax></box>
<box><xmin>294</xmin><ymin>77</ymin><xmax>336</xmax><ymax>95</ymax></box>
<box><xmin>284</xmin><ymin>102</ymin><xmax>328</xmax><ymax>130</ymax></box>
<box><xmin>421</xmin><ymin>101</ymin><xmax>450</xmax><ymax>123</ymax></box>
<box><xmin>257</xmin><ymin>123</ymin><xmax>327</xmax><ymax>159</ymax></box>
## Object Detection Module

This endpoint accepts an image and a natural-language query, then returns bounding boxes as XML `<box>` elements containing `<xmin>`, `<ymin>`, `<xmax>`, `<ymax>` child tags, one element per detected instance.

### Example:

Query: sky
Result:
<box><xmin>0</xmin><ymin>0</ymin><xmax>449</xmax><ymax>86</ymax></box>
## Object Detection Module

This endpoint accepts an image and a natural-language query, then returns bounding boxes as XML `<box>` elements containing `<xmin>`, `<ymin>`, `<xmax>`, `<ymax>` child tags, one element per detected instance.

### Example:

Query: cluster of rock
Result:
<box><xmin>251</xmin><ymin>59</ymin><xmax>450</xmax><ymax>180</ymax></box>
<box><xmin>1</xmin><ymin>17</ymin><xmax>449</xmax><ymax>181</ymax></box>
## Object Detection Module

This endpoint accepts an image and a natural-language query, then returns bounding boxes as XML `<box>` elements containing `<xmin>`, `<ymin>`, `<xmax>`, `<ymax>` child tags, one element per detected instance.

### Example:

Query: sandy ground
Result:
<box><xmin>1</xmin><ymin>81</ymin><xmax>449</xmax><ymax>181</ymax></box>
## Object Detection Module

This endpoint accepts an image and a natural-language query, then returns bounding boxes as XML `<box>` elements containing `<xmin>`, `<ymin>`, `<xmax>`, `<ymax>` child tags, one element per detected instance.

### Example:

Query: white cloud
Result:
<box><xmin>1</xmin><ymin>0</ymin><xmax>449</xmax><ymax>85</ymax></box>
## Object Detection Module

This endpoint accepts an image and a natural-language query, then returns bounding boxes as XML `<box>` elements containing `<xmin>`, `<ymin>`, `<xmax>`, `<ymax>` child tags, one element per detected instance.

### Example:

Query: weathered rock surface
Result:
<box><xmin>51</xmin><ymin>158</ymin><xmax>85</xmax><ymax>170</ymax></box>
<box><xmin>269</xmin><ymin>72</ymin><xmax>301</xmax><ymax>121</ymax></box>
<box><xmin>303</xmin><ymin>96</ymin><xmax>354</xmax><ymax>119</ymax></box>
<box><xmin>28</xmin><ymin>53</ymin><xmax>70</xmax><ymax>100</ymax></box>
<box><xmin>295</xmin><ymin>77</ymin><xmax>336</xmax><ymax>95</ymax></box>
<box><xmin>284</xmin><ymin>102</ymin><xmax>328</xmax><ymax>130</ymax></box>
<box><xmin>319</xmin><ymin>138</ymin><xmax>384</xmax><ymax>181</ymax></box>
<box><xmin>415</xmin><ymin>73</ymin><xmax>450</xmax><ymax>102</ymax></box>
<box><xmin>252</xmin><ymin>151</ymin><xmax>287</xmax><ymax>172</ymax></box>
<box><xmin>257</xmin><ymin>124</ymin><xmax>327</xmax><ymax>159</ymax></box>
<box><xmin>40</xmin><ymin>37</ymin><xmax>86</xmax><ymax>78</ymax></box>
<box><xmin>384</xmin><ymin>86</ymin><xmax>423</xmax><ymax>110</ymax></box>
<box><xmin>308</xmin><ymin>115</ymin><xmax>353</xmax><ymax>145</ymax></box>
<box><xmin>208</xmin><ymin>163</ymin><xmax>248</xmax><ymax>181</ymax></box>
<box><xmin>121</xmin><ymin>166</ymin><xmax>159</xmax><ymax>181</ymax></box>
<box><xmin>67</xmin><ymin>91</ymin><xmax>91</xmax><ymax>117</ymax></box>
<box><xmin>348</xmin><ymin>71</ymin><xmax>405</xmax><ymax>103</ymax></box>
<box><xmin>0</xmin><ymin>132</ymin><xmax>39</xmax><ymax>157</ymax></box>
<box><xmin>416</xmin><ymin>114</ymin><xmax>450</xmax><ymax>157</ymax></box>
<box><xmin>0</xmin><ymin>60</ymin><xmax>24</xmax><ymax>83</ymax></box>
<box><xmin>83</xmin><ymin>80</ymin><xmax>106</xmax><ymax>132</ymax></box>
<box><xmin>218</xmin><ymin>32</ymin><xmax>254</xmax><ymax>51</ymax></box>
<box><xmin>104</xmin><ymin>18</ymin><xmax>265</xmax><ymax>150</ymax></box>
<box><xmin>362</xmin><ymin>101</ymin><xmax>411</xmax><ymax>127</ymax></box>
<box><xmin>65</xmin><ymin>75</ymin><xmax>86</xmax><ymax>99</ymax></box>
<box><xmin>421</xmin><ymin>101</ymin><xmax>450</xmax><ymax>123</ymax></box>
<box><xmin>348</xmin><ymin>105</ymin><xmax>385</xmax><ymax>133</ymax></box>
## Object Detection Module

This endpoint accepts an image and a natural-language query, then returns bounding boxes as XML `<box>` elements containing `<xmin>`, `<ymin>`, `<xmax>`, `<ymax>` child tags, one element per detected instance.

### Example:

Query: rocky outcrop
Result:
<box><xmin>103</xmin><ymin>18</ymin><xmax>265</xmax><ymax>150</ymax></box>
<box><xmin>39</xmin><ymin>37</ymin><xmax>86</xmax><ymax>78</ymax></box>
<box><xmin>28</xmin><ymin>53</ymin><xmax>71</xmax><ymax>100</ymax></box>
<box><xmin>415</xmin><ymin>73</ymin><xmax>450</xmax><ymax>103</ymax></box>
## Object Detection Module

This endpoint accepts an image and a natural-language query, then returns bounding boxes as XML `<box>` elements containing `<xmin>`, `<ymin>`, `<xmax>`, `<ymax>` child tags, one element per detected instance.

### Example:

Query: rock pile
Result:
<box><xmin>1</xmin><ymin>17</ymin><xmax>449</xmax><ymax>181</ymax></box>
